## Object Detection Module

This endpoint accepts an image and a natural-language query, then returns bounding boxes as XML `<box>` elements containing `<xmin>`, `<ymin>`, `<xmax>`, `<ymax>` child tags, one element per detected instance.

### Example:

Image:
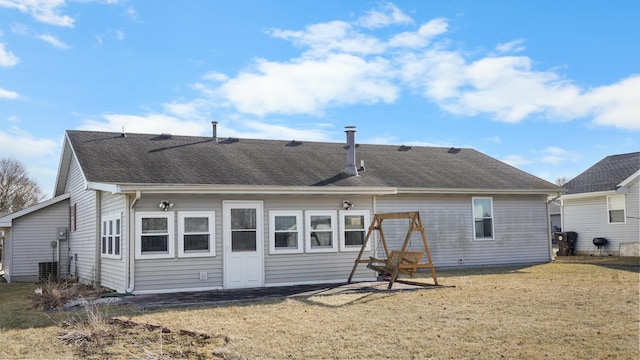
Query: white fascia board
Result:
<box><xmin>86</xmin><ymin>182</ymin><xmax>121</xmax><ymax>193</ymax></box>
<box><xmin>396</xmin><ymin>187</ymin><xmax>564</xmax><ymax>196</ymax></box>
<box><xmin>619</xmin><ymin>170</ymin><xmax>640</xmax><ymax>187</ymax></box>
<box><xmin>113</xmin><ymin>184</ymin><xmax>397</xmax><ymax>195</ymax></box>
<box><xmin>560</xmin><ymin>190</ymin><xmax>616</xmax><ymax>200</ymax></box>
<box><xmin>0</xmin><ymin>193</ymin><xmax>70</xmax><ymax>227</ymax></box>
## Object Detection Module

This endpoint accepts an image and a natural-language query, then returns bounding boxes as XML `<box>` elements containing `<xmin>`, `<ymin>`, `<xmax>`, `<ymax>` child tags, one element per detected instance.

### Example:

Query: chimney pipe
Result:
<box><xmin>344</xmin><ymin>126</ymin><xmax>358</xmax><ymax>176</ymax></box>
<box><xmin>211</xmin><ymin>121</ymin><xmax>218</xmax><ymax>142</ymax></box>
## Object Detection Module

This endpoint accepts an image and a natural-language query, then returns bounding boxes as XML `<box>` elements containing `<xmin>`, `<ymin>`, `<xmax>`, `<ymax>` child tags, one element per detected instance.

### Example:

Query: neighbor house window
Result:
<box><xmin>269</xmin><ymin>211</ymin><xmax>303</xmax><ymax>254</ymax></box>
<box><xmin>305</xmin><ymin>211</ymin><xmax>338</xmax><ymax>252</ymax></box>
<box><xmin>135</xmin><ymin>212</ymin><xmax>174</xmax><ymax>259</ymax></box>
<box><xmin>101</xmin><ymin>213</ymin><xmax>121</xmax><ymax>259</ymax></box>
<box><xmin>607</xmin><ymin>195</ymin><xmax>626</xmax><ymax>223</ymax></box>
<box><xmin>339</xmin><ymin>210</ymin><xmax>370</xmax><ymax>251</ymax></box>
<box><xmin>472</xmin><ymin>197</ymin><xmax>494</xmax><ymax>240</ymax></box>
<box><xmin>178</xmin><ymin>211</ymin><xmax>215</xmax><ymax>257</ymax></box>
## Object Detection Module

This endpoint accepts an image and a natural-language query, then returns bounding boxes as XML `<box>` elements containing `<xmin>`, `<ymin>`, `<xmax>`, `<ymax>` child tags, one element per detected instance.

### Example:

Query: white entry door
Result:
<box><xmin>223</xmin><ymin>201</ymin><xmax>264</xmax><ymax>288</ymax></box>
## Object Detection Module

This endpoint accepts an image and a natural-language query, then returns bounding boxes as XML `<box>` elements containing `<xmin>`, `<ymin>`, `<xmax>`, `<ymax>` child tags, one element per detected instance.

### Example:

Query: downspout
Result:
<box><xmin>126</xmin><ymin>191</ymin><xmax>140</xmax><ymax>293</ymax></box>
<box><xmin>93</xmin><ymin>192</ymin><xmax>101</xmax><ymax>288</ymax></box>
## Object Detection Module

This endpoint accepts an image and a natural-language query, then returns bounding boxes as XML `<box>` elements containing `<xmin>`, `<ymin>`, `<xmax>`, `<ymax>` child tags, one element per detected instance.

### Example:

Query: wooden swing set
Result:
<box><xmin>347</xmin><ymin>212</ymin><xmax>438</xmax><ymax>289</ymax></box>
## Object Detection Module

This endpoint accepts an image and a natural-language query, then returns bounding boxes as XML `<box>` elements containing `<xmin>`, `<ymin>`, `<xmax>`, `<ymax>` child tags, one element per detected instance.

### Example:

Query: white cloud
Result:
<box><xmin>389</xmin><ymin>18</ymin><xmax>448</xmax><ymax>48</ymax></box>
<box><xmin>10</xmin><ymin>22</ymin><xmax>29</xmax><ymax>35</ymax></box>
<box><xmin>0</xmin><ymin>42</ymin><xmax>20</xmax><ymax>67</ymax></box>
<box><xmin>202</xmin><ymin>71</ymin><xmax>229</xmax><ymax>82</ymax></box>
<box><xmin>539</xmin><ymin>147</ymin><xmax>582</xmax><ymax>165</ymax></box>
<box><xmin>0</xmin><ymin>0</ymin><xmax>75</xmax><ymax>27</ymax></box>
<box><xmin>357</xmin><ymin>2</ymin><xmax>414</xmax><ymax>29</ymax></box>
<box><xmin>79</xmin><ymin>113</ymin><xmax>210</xmax><ymax>136</ymax></box>
<box><xmin>270</xmin><ymin>21</ymin><xmax>386</xmax><ymax>56</ymax></box>
<box><xmin>37</xmin><ymin>33</ymin><xmax>71</xmax><ymax>49</ymax></box>
<box><xmin>501</xmin><ymin>154</ymin><xmax>532</xmax><ymax>167</ymax></box>
<box><xmin>495</xmin><ymin>39</ymin><xmax>526</xmax><ymax>53</ymax></box>
<box><xmin>0</xmin><ymin>86</ymin><xmax>19</xmax><ymax>99</ymax></box>
<box><xmin>0</xmin><ymin>127</ymin><xmax>58</xmax><ymax>157</ymax></box>
<box><xmin>504</xmin><ymin>147</ymin><xmax>582</xmax><ymax>168</ymax></box>
<box><xmin>582</xmin><ymin>75</ymin><xmax>640</xmax><ymax>131</ymax></box>
<box><xmin>226</xmin><ymin>120</ymin><xmax>332</xmax><ymax>142</ymax></box>
<box><xmin>217</xmin><ymin>54</ymin><xmax>398</xmax><ymax>116</ymax></box>
<box><xmin>73</xmin><ymin>3</ymin><xmax>638</xmax><ymax>134</ymax></box>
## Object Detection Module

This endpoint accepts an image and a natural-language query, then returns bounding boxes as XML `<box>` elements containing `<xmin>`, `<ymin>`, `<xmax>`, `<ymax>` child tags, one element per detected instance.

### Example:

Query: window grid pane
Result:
<box><xmin>142</xmin><ymin>218</ymin><xmax>168</xmax><ymax>233</ymax></box>
<box><xmin>141</xmin><ymin>235</ymin><xmax>169</xmax><ymax>252</ymax></box>
<box><xmin>184</xmin><ymin>217</ymin><xmax>209</xmax><ymax>233</ymax></box>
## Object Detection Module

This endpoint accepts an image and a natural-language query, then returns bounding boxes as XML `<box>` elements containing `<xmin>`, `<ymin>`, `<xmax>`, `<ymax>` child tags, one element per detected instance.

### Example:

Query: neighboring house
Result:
<box><xmin>0</xmin><ymin>194</ymin><xmax>70</xmax><ymax>282</ymax></box>
<box><xmin>549</xmin><ymin>199</ymin><xmax>562</xmax><ymax>233</ymax></box>
<box><xmin>560</xmin><ymin>152</ymin><xmax>640</xmax><ymax>255</ymax></box>
<box><xmin>0</xmin><ymin>126</ymin><xmax>562</xmax><ymax>293</ymax></box>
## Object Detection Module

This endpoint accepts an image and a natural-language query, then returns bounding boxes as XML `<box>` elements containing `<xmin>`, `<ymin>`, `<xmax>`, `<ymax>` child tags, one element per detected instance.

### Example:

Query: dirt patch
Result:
<box><xmin>59</xmin><ymin>315</ymin><xmax>229</xmax><ymax>359</ymax></box>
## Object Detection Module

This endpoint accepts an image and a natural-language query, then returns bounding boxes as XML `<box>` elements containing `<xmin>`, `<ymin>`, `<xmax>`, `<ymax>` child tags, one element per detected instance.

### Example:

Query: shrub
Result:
<box><xmin>27</xmin><ymin>276</ymin><xmax>82</xmax><ymax>310</ymax></box>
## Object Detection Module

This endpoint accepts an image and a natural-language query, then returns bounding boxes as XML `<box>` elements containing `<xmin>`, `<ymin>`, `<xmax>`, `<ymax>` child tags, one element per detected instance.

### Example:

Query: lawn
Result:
<box><xmin>0</xmin><ymin>258</ymin><xmax>638</xmax><ymax>359</ymax></box>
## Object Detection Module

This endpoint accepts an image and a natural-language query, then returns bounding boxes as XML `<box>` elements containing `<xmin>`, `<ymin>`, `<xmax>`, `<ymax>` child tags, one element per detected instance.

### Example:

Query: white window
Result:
<box><xmin>269</xmin><ymin>211</ymin><xmax>303</xmax><ymax>254</ymax></box>
<box><xmin>101</xmin><ymin>213</ymin><xmax>121</xmax><ymax>259</ymax></box>
<box><xmin>607</xmin><ymin>195</ymin><xmax>626</xmax><ymax>224</ymax></box>
<box><xmin>339</xmin><ymin>210</ymin><xmax>370</xmax><ymax>251</ymax></box>
<box><xmin>305</xmin><ymin>211</ymin><xmax>338</xmax><ymax>253</ymax></box>
<box><xmin>178</xmin><ymin>211</ymin><xmax>215</xmax><ymax>257</ymax></box>
<box><xmin>135</xmin><ymin>212</ymin><xmax>174</xmax><ymax>259</ymax></box>
<box><xmin>472</xmin><ymin>197</ymin><xmax>494</xmax><ymax>240</ymax></box>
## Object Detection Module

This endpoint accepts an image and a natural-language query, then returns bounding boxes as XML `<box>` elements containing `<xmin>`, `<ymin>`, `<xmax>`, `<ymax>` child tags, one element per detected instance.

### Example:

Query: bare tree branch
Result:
<box><xmin>0</xmin><ymin>157</ymin><xmax>45</xmax><ymax>216</ymax></box>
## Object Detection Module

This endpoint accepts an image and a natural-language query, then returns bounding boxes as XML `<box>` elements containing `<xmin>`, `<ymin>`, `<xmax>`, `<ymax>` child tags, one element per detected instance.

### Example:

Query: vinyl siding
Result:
<box><xmin>264</xmin><ymin>195</ymin><xmax>374</xmax><ymax>285</ymax></box>
<box><xmin>376</xmin><ymin>194</ymin><xmax>551</xmax><ymax>268</ymax></box>
<box><xmin>64</xmin><ymin>155</ymin><xmax>98</xmax><ymax>284</ymax></box>
<box><xmin>5</xmin><ymin>199</ymin><xmax>69</xmax><ymax>282</ymax></box>
<box><xmin>132</xmin><ymin>195</ymin><xmax>223</xmax><ymax>293</ymax></box>
<box><xmin>99</xmin><ymin>191</ymin><xmax>127</xmax><ymax>292</ymax></box>
<box><xmin>130</xmin><ymin>195</ymin><xmax>374</xmax><ymax>293</ymax></box>
<box><xmin>2</xmin><ymin>228</ymin><xmax>12</xmax><ymax>281</ymax></box>
<box><xmin>563</xmin><ymin>179</ymin><xmax>640</xmax><ymax>254</ymax></box>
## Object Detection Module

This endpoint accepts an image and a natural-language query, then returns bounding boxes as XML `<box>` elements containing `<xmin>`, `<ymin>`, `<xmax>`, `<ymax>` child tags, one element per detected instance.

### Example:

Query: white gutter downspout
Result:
<box><xmin>126</xmin><ymin>191</ymin><xmax>140</xmax><ymax>293</ymax></box>
<box><xmin>93</xmin><ymin>192</ymin><xmax>101</xmax><ymax>288</ymax></box>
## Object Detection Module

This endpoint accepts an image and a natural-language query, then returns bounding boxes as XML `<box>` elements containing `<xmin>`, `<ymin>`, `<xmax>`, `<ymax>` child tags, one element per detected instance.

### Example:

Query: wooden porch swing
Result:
<box><xmin>347</xmin><ymin>212</ymin><xmax>438</xmax><ymax>289</ymax></box>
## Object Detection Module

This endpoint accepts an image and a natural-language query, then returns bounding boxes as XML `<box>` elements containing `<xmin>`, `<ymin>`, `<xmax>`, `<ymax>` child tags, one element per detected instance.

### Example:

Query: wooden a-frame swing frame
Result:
<box><xmin>347</xmin><ymin>212</ymin><xmax>438</xmax><ymax>289</ymax></box>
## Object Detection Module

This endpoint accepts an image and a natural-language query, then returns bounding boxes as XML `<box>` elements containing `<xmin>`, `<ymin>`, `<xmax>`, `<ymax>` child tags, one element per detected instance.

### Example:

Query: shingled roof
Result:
<box><xmin>564</xmin><ymin>152</ymin><xmax>640</xmax><ymax>195</ymax></box>
<box><xmin>62</xmin><ymin>130</ymin><xmax>561</xmax><ymax>194</ymax></box>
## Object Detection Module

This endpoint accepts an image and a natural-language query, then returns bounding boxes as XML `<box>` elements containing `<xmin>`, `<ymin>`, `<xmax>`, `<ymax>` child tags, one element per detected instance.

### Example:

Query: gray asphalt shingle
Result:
<box><xmin>564</xmin><ymin>152</ymin><xmax>640</xmax><ymax>194</ymax></box>
<box><xmin>67</xmin><ymin>130</ymin><xmax>561</xmax><ymax>192</ymax></box>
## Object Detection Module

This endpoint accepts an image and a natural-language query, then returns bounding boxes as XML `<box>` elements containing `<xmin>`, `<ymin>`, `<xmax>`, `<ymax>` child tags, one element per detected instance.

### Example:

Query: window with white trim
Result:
<box><xmin>472</xmin><ymin>197</ymin><xmax>494</xmax><ymax>240</ymax></box>
<box><xmin>135</xmin><ymin>212</ymin><xmax>174</xmax><ymax>259</ymax></box>
<box><xmin>178</xmin><ymin>211</ymin><xmax>215</xmax><ymax>257</ymax></box>
<box><xmin>269</xmin><ymin>211</ymin><xmax>303</xmax><ymax>254</ymax></box>
<box><xmin>339</xmin><ymin>210</ymin><xmax>370</xmax><ymax>251</ymax></box>
<box><xmin>305</xmin><ymin>211</ymin><xmax>338</xmax><ymax>252</ymax></box>
<box><xmin>101</xmin><ymin>213</ymin><xmax>121</xmax><ymax>259</ymax></box>
<box><xmin>607</xmin><ymin>195</ymin><xmax>626</xmax><ymax>223</ymax></box>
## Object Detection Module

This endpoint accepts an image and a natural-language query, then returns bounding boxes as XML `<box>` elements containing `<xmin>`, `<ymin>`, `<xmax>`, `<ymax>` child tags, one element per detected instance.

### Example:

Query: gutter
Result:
<box><xmin>125</xmin><ymin>191</ymin><xmax>140</xmax><ymax>293</ymax></box>
<box><xmin>89</xmin><ymin>183</ymin><xmax>398</xmax><ymax>196</ymax></box>
<box><xmin>396</xmin><ymin>187</ymin><xmax>565</xmax><ymax>196</ymax></box>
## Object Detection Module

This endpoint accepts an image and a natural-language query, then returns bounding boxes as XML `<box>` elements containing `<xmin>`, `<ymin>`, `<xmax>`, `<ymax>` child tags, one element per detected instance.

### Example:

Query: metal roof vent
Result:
<box><xmin>344</xmin><ymin>126</ymin><xmax>358</xmax><ymax>176</ymax></box>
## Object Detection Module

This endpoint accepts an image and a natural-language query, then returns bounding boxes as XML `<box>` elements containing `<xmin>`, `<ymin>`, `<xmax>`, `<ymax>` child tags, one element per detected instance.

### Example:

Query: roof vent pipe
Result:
<box><xmin>344</xmin><ymin>126</ymin><xmax>359</xmax><ymax>176</ymax></box>
<box><xmin>211</xmin><ymin>121</ymin><xmax>218</xmax><ymax>142</ymax></box>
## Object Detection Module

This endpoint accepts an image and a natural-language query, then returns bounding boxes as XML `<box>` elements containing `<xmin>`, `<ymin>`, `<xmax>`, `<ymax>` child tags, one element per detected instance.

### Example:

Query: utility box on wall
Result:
<box><xmin>56</xmin><ymin>227</ymin><xmax>67</xmax><ymax>240</ymax></box>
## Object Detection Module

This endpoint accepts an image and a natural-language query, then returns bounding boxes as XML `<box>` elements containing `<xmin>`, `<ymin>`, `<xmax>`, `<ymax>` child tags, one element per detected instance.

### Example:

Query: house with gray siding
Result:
<box><xmin>560</xmin><ymin>152</ymin><xmax>640</xmax><ymax>256</ymax></box>
<box><xmin>1</xmin><ymin>126</ymin><xmax>563</xmax><ymax>293</ymax></box>
<box><xmin>0</xmin><ymin>194</ymin><xmax>70</xmax><ymax>282</ymax></box>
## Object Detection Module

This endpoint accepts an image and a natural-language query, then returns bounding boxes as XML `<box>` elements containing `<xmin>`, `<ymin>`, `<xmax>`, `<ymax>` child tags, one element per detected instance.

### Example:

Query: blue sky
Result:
<box><xmin>0</xmin><ymin>0</ymin><xmax>638</xmax><ymax>198</ymax></box>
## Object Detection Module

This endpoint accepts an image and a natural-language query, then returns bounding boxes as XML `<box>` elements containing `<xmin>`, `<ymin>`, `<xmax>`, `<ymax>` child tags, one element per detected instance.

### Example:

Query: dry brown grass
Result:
<box><xmin>1</xmin><ymin>260</ymin><xmax>638</xmax><ymax>359</ymax></box>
